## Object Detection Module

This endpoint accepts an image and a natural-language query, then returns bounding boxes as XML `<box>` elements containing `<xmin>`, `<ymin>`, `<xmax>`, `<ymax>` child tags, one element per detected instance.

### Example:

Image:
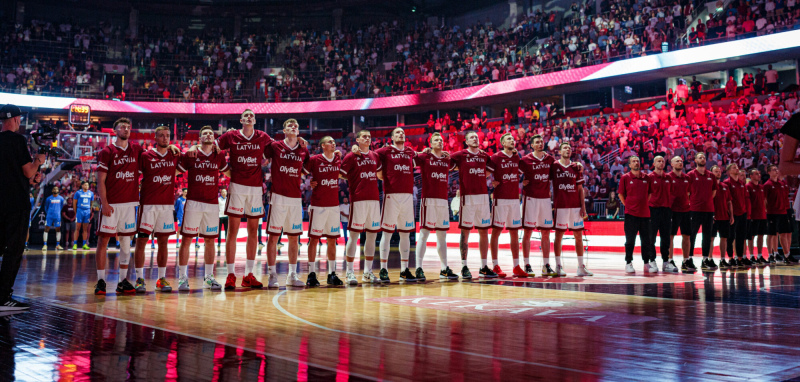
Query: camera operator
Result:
<box><xmin>0</xmin><ymin>104</ymin><xmax>45</xmax><ymax>311</ymax></box>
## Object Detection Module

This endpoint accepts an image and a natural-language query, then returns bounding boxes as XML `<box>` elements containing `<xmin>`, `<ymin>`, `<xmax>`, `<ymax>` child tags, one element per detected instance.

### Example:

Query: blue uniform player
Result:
<box><xmin>174</xmin><ymin>188</ymin><xmax>196</xmax><ymax>248</ymax></box>
<box><xmin>73</xmin><ymin>181</ymin><xmax>94</xmax><ymax>250</ymax></box>
<box><xmin>43</xmin><ymin>186</ymin><xmax>66</xmax><ymax>250</ymax></box>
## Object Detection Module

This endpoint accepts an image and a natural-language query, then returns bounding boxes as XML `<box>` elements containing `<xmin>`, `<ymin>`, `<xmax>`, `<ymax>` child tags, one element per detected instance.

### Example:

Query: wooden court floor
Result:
<box><xmin>3</xmin><ymin>243</ymin><xmax>800</xmax><ymax>381</ymax></box>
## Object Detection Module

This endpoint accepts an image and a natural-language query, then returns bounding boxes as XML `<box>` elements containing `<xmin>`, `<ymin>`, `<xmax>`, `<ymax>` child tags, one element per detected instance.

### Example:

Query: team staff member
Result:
<box><xmin>764</xmin><ymin>165</ymin><xmax>798</xmax><ymax>264</ymax></box>
<box><xmin>723</xmin><ymin>163</ymin><xmax>750</xmax><ymax>266</ymax></box>
<box><xmin>746</xmin><ymin>169</ymin><xmax>767</xmax><ymax>266</ymax></box>
<box><xmin>0</xmin><ymin>104</ymin><xmax>45</xmax><ymax>310</ymax></box>
<box><xmin>686</xmin><ymin>152</ymin><xmax>717</xmax><ymax>272</ymax></box>
<box><xmin>711</xmin><ymin>165</ymin><xmax>734</xmax><ymax>270</ymax></box>
<box><xmin>619</xmin><ymin>156</ymin><xmax>654</xmax><ymax>274</ymax></box>
<box><xmin>667</xmin><ymin>156</ymin><xmax>692</xmax><ymax>272</ymax></box>
<box><xmin>648</xmin><ymin>156</ymin><xmax>677</xmax><ymax>272</ymax></box>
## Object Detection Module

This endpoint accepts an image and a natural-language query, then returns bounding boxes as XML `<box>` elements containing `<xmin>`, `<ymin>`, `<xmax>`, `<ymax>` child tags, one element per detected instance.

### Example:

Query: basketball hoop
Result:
<box><xmin>80</xmin><ymin>156</ymin><xmax>93</xmax><ymax>172</ymax></box>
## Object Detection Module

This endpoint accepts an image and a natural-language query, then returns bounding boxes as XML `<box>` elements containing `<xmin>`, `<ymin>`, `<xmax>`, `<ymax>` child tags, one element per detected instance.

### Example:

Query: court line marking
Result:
<box><xmin>271</xmin><ymin>291</ymin><xmax>606</xmax><ymax>377</ymax></box>
<box><xmin>38</xmin><ymin>298</ymin><xmax>381</xmax><ymax>382</ymax></box>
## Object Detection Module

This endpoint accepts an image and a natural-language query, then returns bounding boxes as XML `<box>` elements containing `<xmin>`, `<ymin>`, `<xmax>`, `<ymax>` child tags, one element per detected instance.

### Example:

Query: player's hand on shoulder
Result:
<box><xmin>351</xmin><ymin>145</ymin><xmax>360</xmax><ymax>155</ymax></box>
<box><xmin>522</xmin><ymin>179</ymin><xmax>530</xmax><ymax>186</ymax></box>
<box><xmin>168</xmin><ymin>144</ymin><xmax>181</xmax><ymax>155</ymax></box>
<box><xmin>310</xmin><ymin>181</ymin><xmax>318</xmax><ymax>188</ymax></box>
<box><xmin>299</xmin><ymin>137</ymin><xmax>308</xmax><ymax>148</ymax></box>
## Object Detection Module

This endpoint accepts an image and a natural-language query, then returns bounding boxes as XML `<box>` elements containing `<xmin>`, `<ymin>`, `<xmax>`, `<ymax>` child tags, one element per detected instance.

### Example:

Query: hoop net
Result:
<box><xmin>80</xmin><ymin>156</ymin><xmax>93</xmax><ymax>172</ymax></box>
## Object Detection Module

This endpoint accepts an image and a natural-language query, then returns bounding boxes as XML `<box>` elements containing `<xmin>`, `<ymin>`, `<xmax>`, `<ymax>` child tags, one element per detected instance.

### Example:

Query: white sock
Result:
<box><xmin>227</xmin><ymin>263</ymin><xmax>235</xmax><ymax>274</ymax></box>
<box><xmin>56</xmin><ymin>231</ymin><xmax>61</xmax><ymax>244</ymax></box>
<box><xmin>436</xmin><ymin>231</ymin><xmax>448</xmax><ymax>270</ymax></box>
<box><xmin>399</xmin><ymin>232</ymin><xmax>410</xmax><ymax>268</ymax></box>
<box><xmin>158</xmin><ymin>267</ymin><xmax>166</xmax><ymax>279</ymax></box>
<box><xmin>364</xmin><ymin>232</ymin><xmax>377</xmax><ymax>267</ymax></box>
<box><xmin>523</xmin><ymin>256</ymin><xmax>530</xmax><ymax>266</ymax></box>
<box><xmin>179</xmin><ymin>265</ymin><xmax>188</xmax><ymax>278</ymax></box>
<box><xmin>379</xmin><ymin>233</ymin><xmax>390</xmax><ymax>269</ymax></box>
<box><xmin>513</xmin><ymin>258</ymin><xmax>519</xmax><ymax>267</ymax></box>
<box><xmin>492</xmin><ymin>259</ymin><xmax>498</xmax><ymax>267</ymax></box>
<box><xmin>205</xmin><ymin>263</ymin><xmax>214</xmax><ymax>275</ymax></box>
<box><xmin>43</xmin><ymin>231</ymin><xmax>49</xmax><ymax>245</ymax></box>
<box><xmin>577</xmin><ymin>256</ymin><xmax>585</xmax><ymax>267</ymax></box>
<box><xmin>555</xmin><ymin>256</ymin><xmax>562</xmax><ymax>267</ymax></box>
<box><xmin>401</xmin><ymin>260</ymin><xmax>409</xmax><ymax>270</ymax></box>
<box><xmin>365</xmin><ymin>259</ymin><xmax>373</xmax><ymax>273</ymax></box>
<box><xmin>309</xmin><ymin>262</ymin><xmax>317</xmax><ymax>273</ymax></box>
<box><xmin>245</xmin><ymin>259</ymin><xmax>254</xmax><ymax>275</ymax></box>
<box><xmin>346</xmin><ymin>261</ymin><xmax>354</xmax><ymax>272</ymax></box>
<box><xmin>462</xmin><ymin>259</ymin><xmax>467</xmax><ymax>267</ymax></box>
<box><xmin>328</xmin><ymin>260</ymin><xmax>336</xmax><ymax>273</ymax></box>
<box><xmin>289</xmin><ymin>262</ymin><xmax>297</xmax><ymax>274</ymax></box>
<box><xmin>269</xmin><ymin>265</ymin><xmax>277</xmax><ymax>275</ymax></box>
<box><xmin>416</xmin><ymin>229</ymin><xmax>430</xmax><ymax>267</ymax></box>
<box><xmin>135</xmin><ymin>267</ymin><xmax>144</xmax><ymax>279</ymax></box>
<box><xmin>481</xmin><ymin>258</ymin><xmax>487</xmax><ymax>267</ymax></box>
<box><xmin>97</xmin><ymin>269</ymin><xmax>105</xmax><ymax>280</ymax></box>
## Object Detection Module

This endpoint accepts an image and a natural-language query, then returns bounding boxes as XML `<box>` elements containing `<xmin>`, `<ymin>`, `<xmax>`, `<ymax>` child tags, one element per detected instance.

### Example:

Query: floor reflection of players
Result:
<box><xmin>0</xmin><ymin>314</ymin><xmax>16</xmax><ymax>381</ymax></box>
<box><xmin>91</xmin><ymin>318</ymin><xmax>130</xmax><ymax>382</ymax></box>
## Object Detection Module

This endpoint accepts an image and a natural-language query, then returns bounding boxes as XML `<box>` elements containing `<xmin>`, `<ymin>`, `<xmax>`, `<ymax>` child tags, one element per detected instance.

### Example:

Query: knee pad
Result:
<box><xmin>137</xmin><ymin>232</ymin><xmax>150</xmax><ymax>239</ymax></box>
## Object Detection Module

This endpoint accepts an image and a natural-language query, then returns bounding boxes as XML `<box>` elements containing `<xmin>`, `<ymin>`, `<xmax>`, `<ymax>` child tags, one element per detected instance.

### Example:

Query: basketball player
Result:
<box><xmin>133</xmin><ymin>126</ymin><xmax>180</xmax><ymax>293</ymax></box>
<box><xmin>487</xmin><ymin>133</ymin><xmax>521</xmax><ymax>278</ymax></box>
<box><xmin>723</xmin><ymin>163</ymin><xmax>751</xmax><ymax>267</ymax></box>
<box><xmin>686</xmin><ymin>152</ymin><xmax>718</xmax><ymax>272</ymax></box>
<box><xmin>520</xmin><ymin>135</ymin><xmax>554</xmax><ymax>276</ymax></box>
<box><xmin>648</xmin><ymin>156</ymin><xmax>677</xmax><ymax>272</ymax></box>
<box><xmin>764</xmin><ymin>165</ymin><xmax>798</xmax><ymax>265</ymax></box>
<box><xmin>43</xmin><ymin>186</ymin><xmax>66</xmax><ymax>250</ymax></box>
<box><xmin>415</xmin><ymin>132</ymin><xmax>459</xmax><ymax>280</ymax></box>
<box><xmin>619</xmin><ymin>156</ymin><xmax>654</xmax><ymax>274</ymax></box>
<box><xmin>73</xmin><ymin>181</ymin><xmax>94</xmax><ymax>250</ymax></box>
<box><xmin>374</xmin><ymin>127</ymin><xmax>417</xmax><ymax>282</ymax></box>
<box><xmin>711</xmin><ymin>165</ymin><xmax>734</xmax><ymax>270</ymax></box>
<box><xmin>177</xmin><ymin>126</ymin><xmax>229</xmax><ymax>290</ymax></box>
<box><xmin>450</xmin><ymin>131</ymin><xmax>496</xmax><ymax>279</ymax></box>
<box><xmin>667</xmin><ymin>156</ymin><xmax>692</xmax><ymax>272</ymax></box>
<box><xmin>746</xmin><ymin>169</ymin><xmax>766</xmax><ymax>266</ymax></box>
<box><xmin>305</xmin><ymin>136</ymin><xmax>345</xmax><ymax>286</ymax></box>
<box><xmin>264</xmin><ymin>119</ymin><xmax>310</xmax><ymax>288</ymax></box>
<box><xmin>340</xmin><ymin>130</ymin><xmax>382</xmax><ymax>283</ymax></box>
<box><xmin>213</xmin><ymin>109</ymin><xmax>272</xmax><ymax>290</ymax></box>
<box><xmin>551</xmin><ymin>142</ymin><xmax>591</xmax><ymax>276</ymax></box>
<box><xmin>94</xmin><ymin>118</ymin><xmax>145</xmax><ymax>295</ymax></box>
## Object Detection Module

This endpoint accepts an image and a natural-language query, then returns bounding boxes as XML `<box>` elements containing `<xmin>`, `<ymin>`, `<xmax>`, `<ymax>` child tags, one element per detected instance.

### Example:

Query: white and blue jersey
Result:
<box><xmin>44</xmin><ymin>195</ymin><xmax>66</xmax><ymax>227</ymax></box>
<box><xmin>74</xmin><ymin>190</ymin><xmax>94</xmax><ymax>224</ymax></box>
<box><xmin>175</xmin><ymin>196</ymin><xmax>187</xmax><ymax>226</ymax></box>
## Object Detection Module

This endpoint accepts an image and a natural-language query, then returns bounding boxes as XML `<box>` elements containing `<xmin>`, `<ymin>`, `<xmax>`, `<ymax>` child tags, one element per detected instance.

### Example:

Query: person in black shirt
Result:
<box><xmin>690</xmin><ymin>76</ymin><xmax>702</xmax><ymax>102</ymax></box>
<box><xmin>0</xmin><ymin>104</ymin><xmax>46</xmax><ymax>311</ymax></box>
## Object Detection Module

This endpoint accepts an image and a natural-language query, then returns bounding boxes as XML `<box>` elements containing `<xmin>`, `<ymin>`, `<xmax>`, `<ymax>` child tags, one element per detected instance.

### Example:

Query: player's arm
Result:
<box><xmin>578</xmin><ymin>184</ymin><xmax>587</xmax><ymax>218</ymax></box>
<box><xmin>778</xmin><ymin>135</ymin><xmax>800</xmax><ymax>176</ymax></box>
<box><xmin>97</xmin><ymin>172</ymin><xmax>113</xmax><ymax>216</ymax></box>
<box><xmin>377</xmin><ymin>170</ymin><xmax>384</xmax><ymax>180</ymax></box>
<box><xmin>23</xmin><ymin>154</ymin><xmax>46</xmax><ymax>179</ymax></box>
<box><xmin>728</xmin><ymin>198</ymin><xmax>734</xmax><ymax>225</ymax></box>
